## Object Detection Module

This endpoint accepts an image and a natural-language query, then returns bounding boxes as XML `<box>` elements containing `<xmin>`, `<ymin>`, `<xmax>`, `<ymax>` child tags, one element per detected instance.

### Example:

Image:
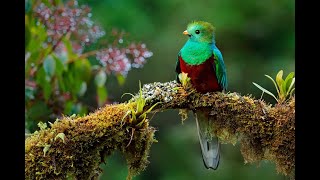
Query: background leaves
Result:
<box><xmin>25</xmin><ymin>0</ymin><xmax>152</xmax><ymax>131</ymax></box>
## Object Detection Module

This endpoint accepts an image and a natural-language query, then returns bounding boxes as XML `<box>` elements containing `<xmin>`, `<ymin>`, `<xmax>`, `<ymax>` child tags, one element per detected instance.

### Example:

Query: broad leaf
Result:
<box><xmin>43</xmin><ymin>55</ymin><xmax>56</xmax><ymax>78</ymax></box>
<box><xmin>117</xmin><ymin>74</ymin><xmax>126</xmax><ymax>86</ymax></box>
<box><xmin>42</xmin><ymin>80</ymin><xmax>52</xmax><ymax>101</ymax></box>
<box><xmin>284</xmin><ymin>72</ymin><xmax>295</xmax><ymax>93</ymax></box>
<box><xmin>78</xmin><ymin>82</ymin><xmax>87</xmax><ymax>96</ymax></box>
<box><xmin>97</xmin><ymin>86</ymin><xmax>108</xmax><ymax>106</ymax></box>
<box><xmin>73</xmin><ymin>59</ymin><xmax>91</xmax><ymax>82</ymax></box>
<box><xmin>276</xmin><ymin>70</ymin><xmax>284</xmax><ymax>92</ymax></box>
<box><xmin>52</xmin><ymin>54</ymin><xmax>66</xmax><ymax>75</ymax></box>
<box><xmin>36</xmin><ymin>67</ymin><xmax>52</xmax><ymax>101</ymax></box>
<box><xmin>95</xmin><ymin>70</ymin><xmax>107</xmax><ymax>87</ymax></box>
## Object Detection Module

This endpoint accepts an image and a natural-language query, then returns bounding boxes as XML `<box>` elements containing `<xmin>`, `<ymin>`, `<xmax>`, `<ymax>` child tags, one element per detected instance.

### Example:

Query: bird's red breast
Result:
<box><xmin>179</xmin><ymin>55</ymin><xmax>221</xmax><ymax>93</ymax></box>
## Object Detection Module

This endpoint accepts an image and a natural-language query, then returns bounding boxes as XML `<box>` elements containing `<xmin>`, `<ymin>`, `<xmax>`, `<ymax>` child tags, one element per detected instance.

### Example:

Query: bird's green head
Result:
<box><xmin>183</xmin><ymin>21</ymin><xmax>215</xmax><ymax>43</ymax></box>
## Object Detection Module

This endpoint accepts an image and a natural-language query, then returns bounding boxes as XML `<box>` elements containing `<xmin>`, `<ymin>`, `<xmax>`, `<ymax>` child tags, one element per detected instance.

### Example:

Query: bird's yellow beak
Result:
<box><xmin>183</xmin><ymin>30</ymin><xmax>189</xmax><ymax>35</ymax></box>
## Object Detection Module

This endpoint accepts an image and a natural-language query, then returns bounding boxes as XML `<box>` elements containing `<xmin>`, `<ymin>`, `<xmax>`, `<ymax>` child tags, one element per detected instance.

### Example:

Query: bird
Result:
<box><xmin>175</xmin><ymin>21</ymin><xmax>228</xmax><ymax>170</ymax></box>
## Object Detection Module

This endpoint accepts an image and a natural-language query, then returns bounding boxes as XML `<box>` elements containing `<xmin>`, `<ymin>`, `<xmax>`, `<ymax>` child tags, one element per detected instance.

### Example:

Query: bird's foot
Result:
<box><xmin>173</xmin><ymin>86</ymin><xmax>194</xmax><ymax>96</ymax></box>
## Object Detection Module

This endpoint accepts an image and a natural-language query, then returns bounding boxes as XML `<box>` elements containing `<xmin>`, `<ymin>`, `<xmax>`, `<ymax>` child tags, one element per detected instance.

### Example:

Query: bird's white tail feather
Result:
<box><xmin>195</xmin><ymin>112</ymin><xmax>220</xmax><ymax>170</ymax></box>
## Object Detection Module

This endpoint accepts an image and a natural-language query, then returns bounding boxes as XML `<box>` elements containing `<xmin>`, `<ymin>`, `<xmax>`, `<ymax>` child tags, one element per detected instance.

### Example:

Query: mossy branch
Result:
<box><xmin>25</xmin><ymin>81</ymin><xmax>295</xmax><ymax>180</ymax></box>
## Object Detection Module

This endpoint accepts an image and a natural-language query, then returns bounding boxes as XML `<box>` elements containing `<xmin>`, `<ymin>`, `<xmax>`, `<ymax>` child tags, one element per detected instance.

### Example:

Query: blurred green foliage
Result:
<box><xmin>25</xmin><ymin>0</ymin><xmax>152</xmax><ymax>132</ymax></box>
<box><xmin>25</xmin><ymin>0</ymin><xmax>294</xmax><ymax>179</ymax></box>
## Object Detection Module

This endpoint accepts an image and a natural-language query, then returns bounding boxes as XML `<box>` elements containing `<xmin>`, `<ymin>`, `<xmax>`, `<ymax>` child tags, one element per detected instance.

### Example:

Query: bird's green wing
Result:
<box><xmin>212</xmin><ymin>45</ymin><xmax>227</xmax><ymax>90</ymax></box>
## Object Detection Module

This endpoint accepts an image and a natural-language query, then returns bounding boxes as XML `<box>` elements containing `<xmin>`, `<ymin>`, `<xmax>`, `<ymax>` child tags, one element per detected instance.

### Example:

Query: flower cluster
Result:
<box><xmin>126</xmin><ymin>43</ymin><xmax>153</xmax><ymax>68</ymax></box>
<box><xmin>33</xmin><ymin>0</ymin><xmax>153</xmax><ymax>77</ymax></box>
<box><xmin>96</xmin><ymin>43</ymin><xmax>153</xmax><ymax>76</ymax></box>
<box><xmin>35</xmin><ymin>0</ymin><xmax>105</xmax><ymax>50</ymax></box>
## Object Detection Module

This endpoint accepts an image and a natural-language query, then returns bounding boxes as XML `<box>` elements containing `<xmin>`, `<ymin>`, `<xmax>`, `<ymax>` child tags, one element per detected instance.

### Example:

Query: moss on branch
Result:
<box><xmin>25</xmin><ymin>81</ymin><xmax>295</xmax><ymax>179</ymax></box>
<box><xmin>25</xmin><ymin>103</ymin><xmax>156</xmax><ymax>180</ymax></box>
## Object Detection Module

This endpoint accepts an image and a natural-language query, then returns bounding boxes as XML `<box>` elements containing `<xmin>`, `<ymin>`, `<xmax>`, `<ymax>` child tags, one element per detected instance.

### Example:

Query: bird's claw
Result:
<box><xmin>173</xmin><ymin>86</ymin><xmax>194</xmax><ymax>96</ymax></box>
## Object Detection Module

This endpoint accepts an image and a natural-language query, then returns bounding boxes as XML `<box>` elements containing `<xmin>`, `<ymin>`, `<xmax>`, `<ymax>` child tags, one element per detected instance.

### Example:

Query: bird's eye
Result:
<box><xmin>195</xmin><ymin>30</ymin><xmax>200</xmax><ymax>34</ymax></box>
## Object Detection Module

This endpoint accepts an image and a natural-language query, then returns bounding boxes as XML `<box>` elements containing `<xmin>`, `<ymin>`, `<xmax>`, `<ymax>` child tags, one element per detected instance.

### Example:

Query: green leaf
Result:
<box><xmin>27</xmin><ymin>20</ymin><xmax>47</xmax><ymax>53</ymax></box>
<box><xmin>284</xmin><ymin>72</ymin><xmax>295</xmax><ymax>93</ymax></box>
<box><xmin>43</xmin><ymin>55</ymin><xmax>56</xmax><ymax>78</ymax></box>
<box><xmin>95</xmin><ymin>70</ymin><xmax>107</xmax><ymax>87</ymax></box>
<box><xmin>52</xmin><ymin>55</ymin><xmax>67</xmax><ymax>92</ymax></box>
<box><xmin>25</xmin><ymin>20</ymin><xmax>49</xmax><ymax>73</ymax></box>
<box><xmin>287</xmin><ymin>77</ymin><xmax>295</xmax><ymax>96</ymax></box>
<box><xmin>73</xmin><ymin>59</ymin><xmax>91</xmax><ymax>82</ymax></box>
<box><xmin>62</xmin><ymin>61</ymin><xmax>89</xmax><ymax>98</ymax></box>
<box><xmin>97</xmin><ymin>86</ymin><xmax>108</xmax><ymax>106</ymax></box>
<box><xmin>52</xmin><ymin>54</ymin><xmax>66</xmax><ymax>75</ymax></box>
<box><xmin>276</xmin><ymin>70</ymin><xmax>284</xmax><ymax>92</ymax></box>
<box><xmin>36</xmin><ymin>67</ymin><xmax>52</xmax><ymax>101</ymax></box>
<box><xmin>63</xmin><ymin>69</ymin><xmax>75</xmax><ymax>94</ymax></box>
<box><xmin>252</xmin><ymin>82</ymin><xmax>278</xmax><ymax>102</ymax></box>
<box><xmin>136</xmin><ymin>81</ymin><xmax>146</xmax><ymax>113</ymax></box>
<box><xmin>117</xmin><ymin>74</ymin><xmax>126</xmax><ymax>86</ymax></box>
<box><xmin>63</xmin><ymin>38</ymin><xmax>77</xmax><ymax>60</ymax></box>
<box><xmin>78</xmin><ymin>82</ymin><xmax>87</xmax><ymax>96</ymax></box>
<box><xmin>54</xmin><ymin>133</ymin><xmax>66</xmax><ymax>143</ymax></box>
<box><xmin>143</xmin><ymin>102</ymin><xmax>162</xmax><ymax>114</ymax></box>
<box><xmin>43</xmin><ymin>79</ymin><xmax>52</xmax><ymax>100</ymax></box>
<box><xmin>265</xmin><ymin>74</ymin><xmax>280</xmax><ymax>96</ymax></box>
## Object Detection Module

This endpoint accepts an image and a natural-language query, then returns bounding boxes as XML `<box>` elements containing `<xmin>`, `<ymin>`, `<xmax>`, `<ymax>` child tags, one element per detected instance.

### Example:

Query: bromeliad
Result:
<box><xmin>176</xmin><ymin>21</ymin><xmax>227</xmax><ymax>170</ymax></box>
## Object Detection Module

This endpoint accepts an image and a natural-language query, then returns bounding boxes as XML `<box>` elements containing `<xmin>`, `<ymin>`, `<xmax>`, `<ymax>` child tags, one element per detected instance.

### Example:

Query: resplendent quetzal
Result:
<box><xmin>175</xmin><ymin>21</ymin><xmax>227</xmax><ymax>170</ymax></box>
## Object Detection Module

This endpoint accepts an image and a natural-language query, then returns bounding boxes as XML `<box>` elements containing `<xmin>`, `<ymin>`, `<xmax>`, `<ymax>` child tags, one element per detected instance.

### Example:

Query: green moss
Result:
<box><xmin>25</xmin><ymin>103</ymin><xmax>156</xmax><ymax>180</ymax></box>
<box><xmin>200</xmin><ymin>93</ymin><xmax>295</xmax><ymax>179</ymax></box>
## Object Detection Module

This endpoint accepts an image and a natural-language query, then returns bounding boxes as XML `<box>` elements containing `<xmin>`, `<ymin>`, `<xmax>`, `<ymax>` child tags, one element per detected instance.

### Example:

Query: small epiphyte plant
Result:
<box><xmin>178</xmin><ymin>72</ymin><xmax>191</xmax><ymax>89</ymax></box>
<box><xmin>121</xmin><ymin>81</ymin><xmax>161</xmax><ymax>127</ymax></box>
<box><xmin>173</xmin><ymin>72</ymin><xmax>192</xmax><ymax>93</ymax></box>
<box><xmin>253</xmin><ymin>70</ymin><xmax>295</xmax><ymax>103</ymax></box>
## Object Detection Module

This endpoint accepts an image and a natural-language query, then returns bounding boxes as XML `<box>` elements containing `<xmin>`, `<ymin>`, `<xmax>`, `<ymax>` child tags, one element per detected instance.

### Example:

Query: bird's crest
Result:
<box><xmin>187</xmin><ymin>21</ymin><xmax>215</xmax><ymax>33</ymax></box>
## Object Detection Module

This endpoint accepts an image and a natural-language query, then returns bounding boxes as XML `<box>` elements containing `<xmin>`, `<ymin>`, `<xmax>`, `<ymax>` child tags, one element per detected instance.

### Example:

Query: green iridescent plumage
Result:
<box><xmin>177</xmin><ymin>21</ymin><xmax>227</xmax><ymax>90</ymax></box>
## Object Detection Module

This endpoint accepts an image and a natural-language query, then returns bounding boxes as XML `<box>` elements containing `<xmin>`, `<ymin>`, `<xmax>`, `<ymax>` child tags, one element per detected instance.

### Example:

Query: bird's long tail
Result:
<box><xmin>194</xmin><ymin>111</ymin><xmax>220</xmax><ymax>170</ymax></box>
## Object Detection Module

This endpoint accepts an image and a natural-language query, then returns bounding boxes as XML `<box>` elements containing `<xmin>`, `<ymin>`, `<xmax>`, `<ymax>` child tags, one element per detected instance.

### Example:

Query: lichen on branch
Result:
<box><xmin>25</xmin><ymin>81</ymin><xmax>295</xmax><ymax>179</ymax></box>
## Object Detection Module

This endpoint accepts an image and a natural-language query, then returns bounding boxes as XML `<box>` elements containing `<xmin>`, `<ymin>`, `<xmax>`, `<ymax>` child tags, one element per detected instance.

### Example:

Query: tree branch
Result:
<box><xmin>25</xmin><ymin>81</ymin><xmax>295</xmax><ymax>180</ymax></box>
